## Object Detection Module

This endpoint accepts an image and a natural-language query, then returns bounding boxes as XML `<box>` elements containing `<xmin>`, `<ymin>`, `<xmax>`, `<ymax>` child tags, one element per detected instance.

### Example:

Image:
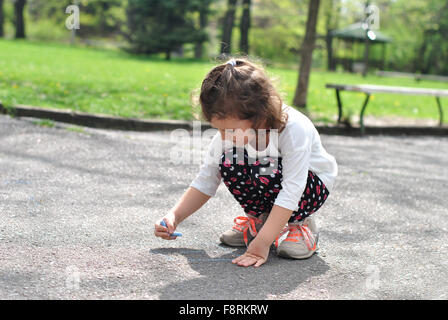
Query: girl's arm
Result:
<box><xmin>154</xmin><ymin>186</ymin><xmax>211</xmax><ymax>240</ymax></box>
<box><xmin>254</xmin><ymin>204</ymin><xmax>292</xmax><ymax>246</ymax></box>
<box><xmin>156</xmin><ymin>131</ymin><xmax>223</xmax><ymax>240</ymax></box>
<box><xmin>171</xmin><ymin>186</ymin><xmax>211</xmax><ymax>225</ymax></box>
<box><xmin>232</xmin><ymin>204</ymin><xmax>293</xmax><ymax>267</ymax></box>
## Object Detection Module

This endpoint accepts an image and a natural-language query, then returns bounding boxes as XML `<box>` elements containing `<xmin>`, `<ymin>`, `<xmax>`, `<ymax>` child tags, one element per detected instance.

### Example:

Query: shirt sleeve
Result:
<box><xmin>189</xmin><ymin>131</ymin><xmax>223</xmax><ymax>197</ymax></box>
<box><xmin>273</xmin><ymin>123</ymin><xmax>312</xmax><ymax>212</ymax></box>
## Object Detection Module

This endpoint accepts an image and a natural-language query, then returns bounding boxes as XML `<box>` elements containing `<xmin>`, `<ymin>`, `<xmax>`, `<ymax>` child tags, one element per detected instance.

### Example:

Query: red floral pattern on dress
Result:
<box><xmin>219</xmin><ymin>147</ymin><xmax>329</xmax><ymax>223</ymax></box>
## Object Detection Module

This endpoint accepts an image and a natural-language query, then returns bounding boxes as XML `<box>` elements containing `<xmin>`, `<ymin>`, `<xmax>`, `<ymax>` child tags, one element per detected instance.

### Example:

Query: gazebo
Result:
<box><xmin>327</xmin><ymin>22</ymin><xmax>392</xmax><ymax>74</ymax></box>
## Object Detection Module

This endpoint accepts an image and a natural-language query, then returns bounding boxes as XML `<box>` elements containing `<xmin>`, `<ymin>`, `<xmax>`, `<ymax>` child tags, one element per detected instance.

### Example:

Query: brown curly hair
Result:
<box><xmin>190</xmin><ymin>56</ymin><xmax>289</xmax><ymax>134</ymax></box>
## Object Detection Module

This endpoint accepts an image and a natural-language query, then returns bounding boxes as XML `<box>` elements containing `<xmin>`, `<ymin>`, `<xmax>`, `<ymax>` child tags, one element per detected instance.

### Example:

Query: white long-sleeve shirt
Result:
<box><xmin>189</xmin><ymin>103</ymin><xmax>338</xmax><ymax>212</ymax></box>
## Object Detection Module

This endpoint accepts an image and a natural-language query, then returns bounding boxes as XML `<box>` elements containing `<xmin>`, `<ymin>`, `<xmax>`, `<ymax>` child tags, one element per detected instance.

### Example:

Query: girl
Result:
<box><xmin>154</xmin><ymin>57</ymin><xmax>338</xmax><ymax>268</ymax></box>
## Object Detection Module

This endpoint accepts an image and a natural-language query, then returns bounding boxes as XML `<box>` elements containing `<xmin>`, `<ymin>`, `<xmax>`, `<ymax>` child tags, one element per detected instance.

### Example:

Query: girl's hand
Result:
<box><xmin>154</xmin><ymin>211</ymin><xmax>178</xmax><ymax>240</ymax></box>
<box><xmin>232</xmin><ymin>238</ymin><xmax>270</xmax><ymax>267</ymax></box>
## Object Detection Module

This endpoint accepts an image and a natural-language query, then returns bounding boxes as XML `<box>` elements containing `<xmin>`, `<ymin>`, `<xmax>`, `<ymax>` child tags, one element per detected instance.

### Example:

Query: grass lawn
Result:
<box><xmin>1</xmin><ymin>39</ymin><xmax>447</xmax><ymax>125</ymax></box>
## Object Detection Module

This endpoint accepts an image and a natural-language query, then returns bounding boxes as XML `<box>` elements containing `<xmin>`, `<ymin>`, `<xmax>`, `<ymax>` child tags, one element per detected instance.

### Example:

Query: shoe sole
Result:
<box><xmin>219</xmin><ymin>235</ymin><xmax>246</xmax><ymax>247</ymax></box>
<box><xmin>220</xmin><ymin>241</ymin><xmax>246</xmax><ymax>247</ymax></box>
<box><xmin>277</xmin><ymin>247</ymin><xmax>317</xmax><ymax>259</ymax></box>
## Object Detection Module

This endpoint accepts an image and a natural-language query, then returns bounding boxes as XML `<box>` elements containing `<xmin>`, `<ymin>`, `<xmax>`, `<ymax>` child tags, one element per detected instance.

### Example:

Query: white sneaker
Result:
<box><xmin>275</xmin><ymin>216</ymin><xmax>319</xmax><ymax>259</ymax></box>
<box><xmin>219</xmin><ymin>212</ymin><xmax>269</xmax><ymax>247</ymax></box>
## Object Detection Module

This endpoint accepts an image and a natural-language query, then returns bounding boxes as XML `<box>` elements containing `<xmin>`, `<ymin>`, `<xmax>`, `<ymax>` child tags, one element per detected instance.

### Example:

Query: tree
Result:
<box><xmin>362</xmin><ymin>0</ymin><xmax>371</xmax><ymax>77</ymax></box>
<box><xmin>323</xmin><ymin>0</ymin><xmax>340</xmax><ymax>70</ymax></box>
<box><xmin>81</xmin><ymin>0</ymin><xmax>125</xmax><ymax>36</ymax></box>
<box><xmin>14</xmin><ymin>0</ymin><xmax>27</xmax><ymax>39</ymax></box>
<box><xmin>27</xmin><ymin>0</ymin><xmax>126</xmax><ymax>39</ymax></box>
<box><xmin>220</xmin><ymin>0</ymin><xmax>238</xmax><ymax>55</ymax></box>
<box><xmin>364</xmin><ymin>0</ymin><xmax>447</xmax><ymax>75</ymax></box>
<box><xmin>239</xmin><ymin>0</ymin><xmax>251</xmax><ymax>55</ymax></box>
<box><xmin>0</xmin><ymin>0</ymin><xmax>4</xmax><ymax>37</ymax></box>
<box><xmin>415</xmin><ymin>0</ymin><xmax>448</xmax><ymax>75</ymax></box>
<box><xmin>293</xmin><ymin>0</ymin><xmax>320</xmax><ymax>109</ymax></box>
<box><xmin>194</xmin><ymin>0</ymin><xmax>215</xmax><ymax>59</ymax></box>
<box><xmin>126</xmin><ymin>0</ymin><xmax>208</xmax><ymax>60</ymax></box>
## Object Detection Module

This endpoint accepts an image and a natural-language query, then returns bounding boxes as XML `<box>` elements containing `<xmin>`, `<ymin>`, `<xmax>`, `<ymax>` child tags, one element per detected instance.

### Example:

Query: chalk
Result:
<box><xmin>160</xmin><ymin>220</ymin><xmax>182</xmax><ymax>237</ymax></box>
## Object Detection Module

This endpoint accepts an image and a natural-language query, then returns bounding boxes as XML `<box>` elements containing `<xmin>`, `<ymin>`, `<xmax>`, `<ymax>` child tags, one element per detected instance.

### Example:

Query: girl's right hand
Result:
<box><xmin>154</xmin><ymin>212</ymin><xmax>178</xmax><ymax>240</ymax></box>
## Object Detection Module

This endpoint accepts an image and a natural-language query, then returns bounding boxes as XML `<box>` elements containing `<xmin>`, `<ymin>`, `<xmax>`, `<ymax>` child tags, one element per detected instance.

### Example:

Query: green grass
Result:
<box><xmin>65</xmin><ymin>125</ymin><xmax>90</xmax><ymax>135</ymax></box>
<box><xmin>1</xmin><ymin>39</ymin><xmax>447</xmax><ymax>125</ymax></box>
<box><xmin>31</xmin><ymin>118</ymin><xmax>55</xmax><ymax>128</ymax></box>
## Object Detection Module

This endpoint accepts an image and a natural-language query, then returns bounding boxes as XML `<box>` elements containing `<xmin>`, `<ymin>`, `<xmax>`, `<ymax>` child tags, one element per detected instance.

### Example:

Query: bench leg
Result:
<box><xmin>359</xmin><ymin>93</ymin><xmax>371</xmax><ymax>135</ymax></box>
<box><xmin>335</xmin><ymin>89</ymin><xmax>343</xmax><ymax>123</ymax></box>
<box><xmin>436</xmin><ymin>97</ymin><xmax>443</xmax><ymax>126</ymax></box>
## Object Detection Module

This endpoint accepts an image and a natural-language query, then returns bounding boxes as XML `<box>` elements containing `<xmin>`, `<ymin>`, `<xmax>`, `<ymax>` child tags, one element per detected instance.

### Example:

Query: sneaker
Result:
<box><xmin>275</xmin><ymin>216</ymin><xmax>319</xmax><ymax>259</ymax></box>
<box><xmin>219</xmin><ymin>212</ymin><xmax>269</xmax><ymax>247</ymax></box>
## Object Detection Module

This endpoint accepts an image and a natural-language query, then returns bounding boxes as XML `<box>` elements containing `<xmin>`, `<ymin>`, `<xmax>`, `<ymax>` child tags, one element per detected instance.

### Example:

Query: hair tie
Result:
<box><xmin>226</xmin><ymin>59</ymin><xmax>237</xmax><ymax>67</ymax></box>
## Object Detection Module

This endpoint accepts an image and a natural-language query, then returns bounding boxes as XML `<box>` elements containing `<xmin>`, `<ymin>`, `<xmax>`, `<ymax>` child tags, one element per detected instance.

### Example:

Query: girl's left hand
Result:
<box><xmin>232</xmin><ymin>239</ymin><xmax>270</xmax><ymax>268</ymax></box>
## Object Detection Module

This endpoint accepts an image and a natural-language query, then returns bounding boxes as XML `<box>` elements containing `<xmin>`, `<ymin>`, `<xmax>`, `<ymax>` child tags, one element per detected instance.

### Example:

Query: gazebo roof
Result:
<box><xmin>330</xmin><ymin>22</ymin><xmax>392</xmax><ymax>43</ymax></box>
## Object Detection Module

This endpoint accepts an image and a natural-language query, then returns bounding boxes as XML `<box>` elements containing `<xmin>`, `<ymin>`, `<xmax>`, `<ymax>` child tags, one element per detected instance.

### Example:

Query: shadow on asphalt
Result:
<box><xmin>150</xmin><ymin>246</ymin><xmax>330</xmax><ymax>299</ymax></box>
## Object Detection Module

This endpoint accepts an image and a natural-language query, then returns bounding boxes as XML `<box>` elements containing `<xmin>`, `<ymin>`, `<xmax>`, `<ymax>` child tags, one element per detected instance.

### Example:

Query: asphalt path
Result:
<box><xmin>0</xmin><ymin>114</ymin><xmax>447</xmax><ymax>299</ymax></box>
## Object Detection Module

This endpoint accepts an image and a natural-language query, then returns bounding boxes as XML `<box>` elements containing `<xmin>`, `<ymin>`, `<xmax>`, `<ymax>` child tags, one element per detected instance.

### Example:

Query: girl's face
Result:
<box><xmin>210</xmin><ymin>117</ymin><xmax>257</xmax><ymax>147</ymax></box>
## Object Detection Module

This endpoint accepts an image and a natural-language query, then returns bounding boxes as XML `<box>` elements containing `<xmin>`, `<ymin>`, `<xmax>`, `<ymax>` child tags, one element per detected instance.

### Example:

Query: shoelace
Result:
<box><xmin>233</xmin><ymin>216</ymin><xmax>263</xmax><ymax>246</ymax></box>
<box><xmin>274</xmin><ymin>223</ymin><xmax>317</xmax><ymax>251</ymax></box>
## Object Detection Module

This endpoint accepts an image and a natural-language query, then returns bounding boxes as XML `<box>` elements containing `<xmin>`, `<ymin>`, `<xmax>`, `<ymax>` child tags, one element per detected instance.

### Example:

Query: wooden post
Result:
<box><xmin>359</xmin><ymin>93</ymin><xmax>371</xmax><ymax>134</ymax></box>
<box><xmin>362</xmin><ymin>33</ymin><xmax>370</xmax><ymax>77</ymax></box>
<box><xmin>436</xmin><ymin>97</ymin><xmax>443</xmax><ymax>126</ymax></box>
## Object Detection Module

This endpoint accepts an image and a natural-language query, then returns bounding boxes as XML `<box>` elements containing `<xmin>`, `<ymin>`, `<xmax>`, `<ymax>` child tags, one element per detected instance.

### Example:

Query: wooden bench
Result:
<box><xmin>325</xmin><ymin>83</ymin><xmax>448</xmax><ymax>134</ymax></box>
<box><xmin>376</xmin><ymin>71</ymin><xmax>448</xmax><ymax>83</ymax></box>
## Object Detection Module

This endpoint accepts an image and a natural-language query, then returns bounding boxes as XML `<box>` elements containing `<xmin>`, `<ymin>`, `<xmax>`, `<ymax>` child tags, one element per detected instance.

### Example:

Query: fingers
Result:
<box><xmin>232</xmin><ymin>253</ymin><xmax>266</xmax><ymax>267</ymax></box>
<box><xmin>236</xmin><ymin>256</ymin><xmax>259</xmax><ymax>267</ymax></box>
<box><xmin>154</xmin><ymin>221</ymin><xmax>177</xmax><ymax>240</ymax></box>
<box><xmin>155</xmin><ymin>232</ymin><xmax>177</xmax><ymax>240</ymax></box>
<box><xmin>163</xmin><ymin>218</ymin><xmax>175</xmax><ymax>234</ymax></box>
<box><xmin>238</xmin><ymin>257</ymin><xmax>257</xmax><ymax>267</ymax></box>
<box><xmin>154</xmin><ymin>229</ymin><xmax>175</xmax><ymax>240</ymax></box>
<box><xmin>254</xmin><ymin>258</ymin><xmax>266</xmax><ymax>268</ymax></box>
<box><xmin>154</xmin><ymin>221</ymin><xmax>168</xmax><ymax>234</ymax></box>
<box><xmin>232</xmin><ymin>254</ymin><xmax>245</xmax><ymax>264</ymax></box>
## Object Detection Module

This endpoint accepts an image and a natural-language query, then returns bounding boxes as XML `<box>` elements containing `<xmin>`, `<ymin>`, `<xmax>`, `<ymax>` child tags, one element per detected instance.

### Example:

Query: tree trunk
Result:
<box><xmin>221</xmin><ymin>0</ymin><xmax>238</xmax><ymax>55</ymax></box>
<box><xmin>195</xmin><ymin>1</ymin><xmax>210</xmax><ymax>59</ymax></box>
<box><xmin>293</xmin><ymin>0</ymin><xmax>321</xmax><ymax>109</ymax></box>
<box><xmin>239</xmin><ymin>0</ymin><xmax>251</xmax><ymax>55</ymax></box>
<box><xmin>14</xmin><ymin>0</ymin><xmax>27</xmax><ymax>39</ymax></box>
<box><xmin>415</xmin><ymin>29</ymin><xmax>430</xmax><ymax>73</ymax></box>
<box><xmin>324</xmin><ymin>0</ymin><xmax>335</xmax><ymax>71</ymax></box>
<box><xmin>0</xmin><ymin>0</ymin><xmax>4</xmax><ymax>37</ymax></box>
<box><xmin>326</xmin><ymin>31</ymin><xmax>334</xmax><ymax>71</ymax></box>
<box><xmin>362</xmin><ymin>1</ymin><xmax>370</xmax><ymax>77</ymax></box>
<box><xmin>194</xmin><ymin>42</ymin><xmax>202</xmax><ymax>60</ymax></box>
